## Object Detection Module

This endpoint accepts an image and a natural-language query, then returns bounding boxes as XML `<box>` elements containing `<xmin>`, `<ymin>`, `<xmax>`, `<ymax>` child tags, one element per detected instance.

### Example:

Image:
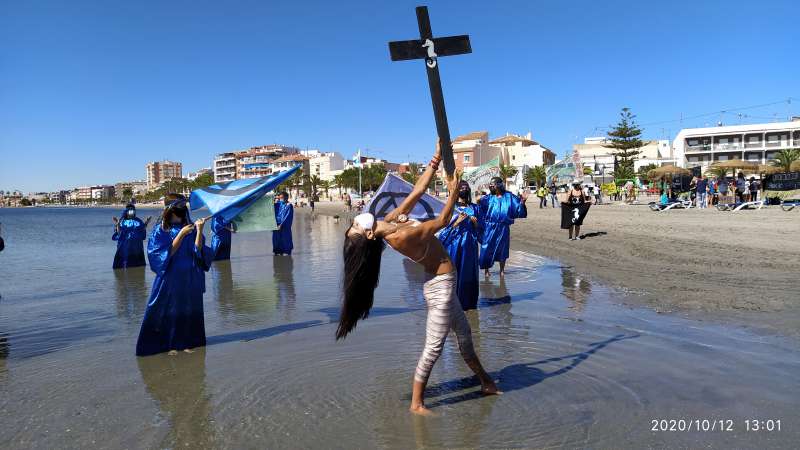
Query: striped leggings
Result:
<box><xmin>415</xmin><ymin>271</ymin><xmax>478</xmax><ymax>383</ymax></box>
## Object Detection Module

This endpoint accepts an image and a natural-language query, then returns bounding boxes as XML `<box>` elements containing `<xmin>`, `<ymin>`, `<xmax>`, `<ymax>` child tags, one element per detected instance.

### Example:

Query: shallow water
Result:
<box><xmin>0</xmin><ymin>207</ymin><xmax>798</xmax><ymax>449</ymax></box>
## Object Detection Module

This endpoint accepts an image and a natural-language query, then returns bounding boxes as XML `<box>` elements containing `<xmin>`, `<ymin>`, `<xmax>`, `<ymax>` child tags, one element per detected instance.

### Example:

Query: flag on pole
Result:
<box><xmin>366</xmin><ymin>173</ymin><xmax>445</xmax><ymax>221</ymax></box>
<box><xmin>189</xmin><ymin>165</ymin><xmax>300</xmax><ymax>223</ymax></box>
<box><xmin>353</xmin><ymin>150</ymin><xmax>362</xmax><ymax>167</ymax></box>
<box><xmin>231</xmin><ymin>193</ymin><xmax>278</xmax><ymax>232</ymax></box>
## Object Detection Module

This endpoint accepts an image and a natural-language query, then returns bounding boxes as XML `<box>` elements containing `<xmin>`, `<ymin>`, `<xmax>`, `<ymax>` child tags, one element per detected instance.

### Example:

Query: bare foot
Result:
<box><xmin>484</xmin><ymin>270</ymin><xmax>490</xmax><ymax>278</ymax></box>
<box><xmin>481</xmin><ymin>380</ymin><xmax>502</xmax><ymax>396</ymax></box>
<box><xmin>499</xmin><ymin>270</ymin><xmax>505</xmax><ymax>278</ymax></box>
<box><xmin>409</xmin><ymin>404</ymin><xmax>437</xmax><ymax>417</ymax></box>
<box><xmin>168</xmin><ymin>350</ymin><xmax>178</xmax><ymax>356</ymax></box>
<box><xmin>183</xmin><ymin>348</ymin><xmax>195</xmax><ymax>354</ymax></box>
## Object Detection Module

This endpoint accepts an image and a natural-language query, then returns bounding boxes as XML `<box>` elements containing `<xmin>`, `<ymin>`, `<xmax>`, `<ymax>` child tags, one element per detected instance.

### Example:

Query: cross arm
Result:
<box><xmin>388</xmin><ymin>35</ymin><xmax>472</xmax><ymax>61</ymax></box>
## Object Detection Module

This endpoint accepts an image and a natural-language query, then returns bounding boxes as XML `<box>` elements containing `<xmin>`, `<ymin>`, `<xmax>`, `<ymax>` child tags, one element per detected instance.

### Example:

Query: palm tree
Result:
<box><xmin>771</xmin><ymin>148</ymin><xmax>800</xmax><ymax>172</ymax></box>
<box><xmin>525</xmin><ymin>165</ymin><xmax>547</xmax><ymax>187</ymax></box>
<box><xmin>498</xmin><ymin>164</ymin><xmax>518</xmax><ymax>181</ymax></box>
<box><xmin>310</xmin><ymin>175</ymin><xmax>321</xmax><ymax>196</ymax></box>
<box><xmin>318</xmin><ymin>180</ymin><xmax>331</xmax><ymax>200</ymax></box>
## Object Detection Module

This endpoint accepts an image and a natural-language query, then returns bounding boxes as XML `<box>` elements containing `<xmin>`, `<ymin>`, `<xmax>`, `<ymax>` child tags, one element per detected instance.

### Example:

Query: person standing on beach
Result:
<box><xmin>136</xmin><ymin>194</ymin><xmax>212</xmax><ymax>356</ymax></box>
<box><xmin>549</xmin><ymin>181</ymin><xmax>558</xmax><ymax>208</ymax></box>
<box><xmin>477</xmin><ymin>176</ymin><xmax>528</xmax><ymax>278</ymax></box>
<box><xmin>735</xmin><ymin>172</ymin><xmax>746</xmax><ymax>203</ymax></box>
<box><xmin>337</xmin><ymin>140</ymin><xmax>499</xmax><ymax>416</ymax></box>
<box><xmin>437</xmin><ymin>180</ymin><xmax>481</xmax><ymax>310</ymax></box>
<box><xmin>749</xmin><ymin>176</ymin><xmax>759</xmax><ymax>202</ymax></box>
<box><xmin>696</xmin><ymin>175</ymin><xmax>708</xmax><ymax>209</ymax></box>
<box><xmin>112</xmin><ymin>204</ymin><xmax>151</xmax><ymax>269</ymax></box>
<box><xmin>537</xmin><ymin>185</ymin><xmax>547</xmax><ymax>208</ymax></box>
<box><xmin>563</xmin><ymin>182</ymin><xmax>590</xmax><ymax>240</ymax></box>
<box><xmin>272</xmin><ymin>192</ymin><xmax>294</xmax><ymax>256</ymax></box>
<box><xmin>210</xmin><ymin>215</ymin><xmax>235</xmax><ymax>261</ymax></box>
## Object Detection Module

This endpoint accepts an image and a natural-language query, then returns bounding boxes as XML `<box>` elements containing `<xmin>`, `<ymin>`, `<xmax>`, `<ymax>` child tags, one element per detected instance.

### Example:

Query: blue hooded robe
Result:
<box><xmin>272</xmin><ymin>200</ymin><xmax>294</xmax><ymax>255</ymax></box>
<box><xmin>437</xmin><ymin>204</ymin><xmax>482</xmax><ymax>310</ymax></box>
<box><xmin>210</xmin><ymin>216</ymin><xmax>232</xmax><ymax>261</ymax></box>
<box><xmin>136</xmin><ymin>223</ymin><xmax>213</xmax><ymax>356</ymax></box>
<box><xmin>477</xmin><ymin>191</ymin><xmax>527</xmax><ymax>270</ymax></box>
<box><xmin>112</xmin><ymin>216</ymin><xmax>148</xmax><ymax>269</ymax></box>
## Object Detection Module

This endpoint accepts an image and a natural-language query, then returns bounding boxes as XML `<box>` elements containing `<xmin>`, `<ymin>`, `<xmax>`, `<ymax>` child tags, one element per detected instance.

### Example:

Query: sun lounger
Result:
<box><xmin>781</xmin><ymin>200</ymin><xmax>800</xmax><ymax>211</ymax></box>
<box><xmin>716</xmin><ymin>200</ymin><xmax>764</xmax><ymax>211</ymax></box>
<box><xmin>648</xmin><ymin>200</ymin><xmax>693</xmax><ymax>211</ymax></box>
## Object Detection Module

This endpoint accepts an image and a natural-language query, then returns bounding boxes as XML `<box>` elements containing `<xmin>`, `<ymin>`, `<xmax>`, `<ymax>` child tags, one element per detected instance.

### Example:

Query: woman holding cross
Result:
<box><xmin>337</xmin><ymin>140</ymin><xmax>499</xmax><ymax>416</ymax></box>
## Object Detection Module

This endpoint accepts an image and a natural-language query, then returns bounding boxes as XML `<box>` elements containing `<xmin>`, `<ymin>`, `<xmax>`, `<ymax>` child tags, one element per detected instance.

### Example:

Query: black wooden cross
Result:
<box><xmin>388</xmin><ymin>6</ymin><xmax>471</xmax><ymax>176</ymax></box>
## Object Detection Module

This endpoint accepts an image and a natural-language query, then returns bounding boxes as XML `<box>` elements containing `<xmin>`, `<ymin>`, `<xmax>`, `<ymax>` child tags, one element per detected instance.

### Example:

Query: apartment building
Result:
<box><xmin>145</xmin><ymin>160</ymin><xmax>183</xmax><ymax>191</ymax></box>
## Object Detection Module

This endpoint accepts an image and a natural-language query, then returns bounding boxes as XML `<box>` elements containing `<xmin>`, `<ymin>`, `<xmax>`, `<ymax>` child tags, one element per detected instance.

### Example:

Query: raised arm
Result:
<box><xmin>422</xmin><ymin>169</ymin><xmax>462</xmax><ymax>235</ymax></box>
<box><xmin>384</xmin><ymin>140</ymin><xmax>442</xmax><ymax>223</ymax></box>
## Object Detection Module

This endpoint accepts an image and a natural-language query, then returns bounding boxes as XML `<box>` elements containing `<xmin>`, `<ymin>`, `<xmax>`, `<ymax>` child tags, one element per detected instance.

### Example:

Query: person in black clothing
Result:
<box><xmin>565</xmin><ymin>183</ymin><xmax>588</xmax><ymax>240</ymax></box>
<box><xmin>549</xmin><ymin>182</ymin><xmax>558</xmax><ymax>208</ymax></box>
<box><xmin>749</xmin><ymin>176</ymin><xmax>759</xmax><ymax>202</ymax></box>
<box><xmin>735</xmin><ymin>172</ymin><xmax>746</xmax><ymax>203</ymax></box>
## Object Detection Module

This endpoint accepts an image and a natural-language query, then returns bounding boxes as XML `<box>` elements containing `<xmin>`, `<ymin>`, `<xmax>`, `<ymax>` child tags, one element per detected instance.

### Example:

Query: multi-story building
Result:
<box><xmin>573</xmin><ymin>137</ymin><xmax>674</xmax><ymax>177</ymax></box>
<box><xmin>308</xmin><ymin>152</ymin><xmax>345</xmax><ymax>181</ymax></box>
<box><xmin>213</xmin><ymin>153</ymin><xmax>237</xmax><ymax>183</ymax></box>
<box><xmin>452</xmin><ymin>131</ymin><xmax>503</xmax><ymax>170</ymax></box>
<box><xmin>673</xmin><ymin>119</ymin><xmax>800</xmax><ymax>170</ymax></box>
<box><xmin>91</xmin><ymin>185</ymin><xmax>115</xmax><ymax>200</ymax></box>
<box><xmin>75</xmin><ymin>186</ymin><xmax>93</xmax><ymax>201</ymax></box>
<box><xmin>145</xmin><ymin>160</ymin><xmax>183</xmax><ymax>191</ymax></box>
<box><xmin>490</xmin><ymin>133</ymin><xmax>556</xmax><ymax>169</ymax></box>
<box><xmin>114</xmin><ymin>180</ymin><xmax>149</xmax><ymax>200</ymax></box>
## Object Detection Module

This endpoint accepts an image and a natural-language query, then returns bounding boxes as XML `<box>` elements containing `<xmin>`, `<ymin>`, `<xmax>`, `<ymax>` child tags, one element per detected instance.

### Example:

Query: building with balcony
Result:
<box><xmin>114</xmin><ymin>180</ymin><xmax>148</xmax><ymax>200</ymax></box>
<box><xmin>145</xmin><ymin>160</ymin><xmax>183</xmax><ymax>191</ymax></box>
<box><xmin>213</xmin><ymin>153</ymin><xmax>237</xmax><ymax>183</ymax></box>
<box><xmin>673</xmin><ymin>119</ymin><xmax>800</xmax><ymax>169</ymax></box>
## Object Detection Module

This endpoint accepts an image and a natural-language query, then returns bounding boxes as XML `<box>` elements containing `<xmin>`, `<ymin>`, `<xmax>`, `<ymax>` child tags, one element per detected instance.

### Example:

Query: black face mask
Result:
<box><xmin>458</xmin><ymin>190</ymin><xmax>471</xmax><ymax>200</ymax></box>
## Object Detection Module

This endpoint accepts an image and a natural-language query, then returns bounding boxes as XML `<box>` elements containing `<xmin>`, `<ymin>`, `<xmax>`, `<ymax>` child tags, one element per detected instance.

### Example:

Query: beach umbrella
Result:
<box><xmin>709</xmin><ymin>159</ymin><xmax>758</xmax><ymax>172</ymax></box>
<box><xmin>647</xmin><ymin>165</ymin><xmax>691</xmax><ymax>180</ymax></box>
<box><xmin>791</xmin><ymin>160</ymin><xmax>800</xmax><ymax>171</ymax></box>
<box><xmin>750</xmin><ymin>164</ymin><xmax>782</xmax><ymax>175</ymax></box>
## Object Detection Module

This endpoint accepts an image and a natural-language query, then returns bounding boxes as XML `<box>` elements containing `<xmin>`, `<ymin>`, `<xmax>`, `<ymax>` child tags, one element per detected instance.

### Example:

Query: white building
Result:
<box><xmin>489</xmin><ymin>133</ymin><xmax>556</xmax><ymax>169</ymax></box>
<box><xmin>187</xmin><ymin>168</ymin><xmax>212</xmax><ymax>181</ymax></box>
<box><xmin>452</xmin><ymin>131</ymin><xmax>502</xmax><ymax>170</ymax></box>
<box><xmin>308</xmin><ymin>152</ymin><xmax>345</xmax><ymax>181</ymax></box>
<box><xmin>673</xmin><ymin>119</ymin><xmax>800</xmax><ymax>170</ymax></box>
<box><xmin>573</xmin><ymin>137</ymin><xmax>674</xmax><ymax>176</ymax></box>
<box><xmin>213</xmin><ymin>153</ymin><xmax>237</xmax><ymax>183</ymax></box>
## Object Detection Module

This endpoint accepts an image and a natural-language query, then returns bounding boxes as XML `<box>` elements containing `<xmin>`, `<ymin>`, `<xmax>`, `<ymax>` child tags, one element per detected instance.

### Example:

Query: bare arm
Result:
<box><xmin>170</xmin><ymin>223</ymin><xmax>194</xmax><ymax>256</ymax></box>
<box><xmin>194</xmin><ymin>218</ymin><xmax>207</xmax><ymax>249</ymax></box>
<box><xmin>422</xmin><ymin>170</ymin><xmax>461</xmax><ymax>235</ymax></box>
<box><xmin>384</xmin><ymin>140</ymin><xmax>442</xmax><ymax>223</ymax></box>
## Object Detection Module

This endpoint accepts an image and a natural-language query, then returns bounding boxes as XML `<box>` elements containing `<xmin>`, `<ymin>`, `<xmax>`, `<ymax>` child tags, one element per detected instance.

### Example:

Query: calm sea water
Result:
<box><xmin>0</xmin><ymin>207</ymin><xmax>798</xmax><ymax>449</ymax></box>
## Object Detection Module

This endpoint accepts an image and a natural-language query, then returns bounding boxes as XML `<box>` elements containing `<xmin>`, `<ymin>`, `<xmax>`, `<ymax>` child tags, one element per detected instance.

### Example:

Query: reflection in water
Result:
<box><xmin>113</xmin><ymin>267</ymin><xmax>147</xmax><ymax>326</ymax></box>
<box><xmin>479</xmin><ymin>278</ymin><xmax>513</xmax><ymax>330</ymax></box>
<box><xmin>212</xmin><ymin>260</ymin><xmax>235</xmax><ymax>315</ymax></box>
<box><xmin>273</xmin><ymin>256</ymin><xmax>296</xmax><ymax>319</ymax></box>
<box><xmin>560</xmin><ymin>267</ymin><xmax>591</xmax><ymax>313</ymax></box>
<box><xmin>0</xmin><ymin>333</ymin><xmax>8</xmax><ymax>380</ymax></box>
<box><xmin>401</xmin><ymin>258</ymin><xmax>426</xmax><ymax>309</ymax></box>
<box><xmin>137</xmin><ymin>349</ymin><xmax>215</xmax><ymax>448</ymax></box>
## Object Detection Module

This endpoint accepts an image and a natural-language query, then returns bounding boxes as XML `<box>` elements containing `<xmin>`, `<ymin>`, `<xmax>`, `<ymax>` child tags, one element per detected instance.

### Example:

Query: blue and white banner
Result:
<box><xmin>189</xmin><ymin>166</ymin><xmax>299</xmax><ymax>223</ymax></box>
<box><xmin>366</xmin><ymin>173</ymin><xmax>445</xmax><ymax>221</ymax></box>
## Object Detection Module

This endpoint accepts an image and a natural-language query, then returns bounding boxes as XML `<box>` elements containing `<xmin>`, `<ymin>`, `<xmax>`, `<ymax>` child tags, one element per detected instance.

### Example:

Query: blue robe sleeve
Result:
<box><xmin>509</xmin><ymin>193</ymin><xmax>528</xmax><ymax>219</ymax></box>
<box><xmin>135</xmin><ymin>219</ymin><xmax>148</xmax><ymax>241</ymax></box>
<box><xmin>147</xmin><ymin>226</ymin><xmax>174</xmax><ymax>276</ymax></box>
<box><xmin>112</xmin><ymin>225</ymin><xmax>120</xmax><ymax>241</ymax></box>
<box><xmin>278</xmin><ymin>204</ymin><xmax>294</xmax><ymax>228</ymax></box>
<box><xmin>193</xmin><ymin>236</ymin><xmax>214</xmax><ymax>272</ymax></box>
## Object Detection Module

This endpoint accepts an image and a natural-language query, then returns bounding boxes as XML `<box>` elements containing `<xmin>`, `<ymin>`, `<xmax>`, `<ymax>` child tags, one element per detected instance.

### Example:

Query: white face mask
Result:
<box><xmin>353</xmin><ymin>213</ymin><xmax>374</xmax><ymax>231</ymax></box>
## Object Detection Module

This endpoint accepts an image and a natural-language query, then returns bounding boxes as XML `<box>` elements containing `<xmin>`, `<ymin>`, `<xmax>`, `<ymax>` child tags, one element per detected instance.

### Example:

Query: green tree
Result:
<box><xmin>318</xmin><ymin>180</ymin><xmax>331</xmax><ymax>199</ymax></box>
<box><xmin>190</xmin><ymin>173</ymin><xmax>215</xmax><ymax>190</ymax></box>
<box><xmin>498</xmin><ymin>164</ymin><xmax>518</xmax><ymax>181</ymax></box>
<box><xmin>401</xmin><ymin>162</ymin><xmax>422</xmax><ymax>185</ymax></box>
<box><xmin>582</xmin><ymin>166</ymin><xmax>593</xmax><ymax>176</ymax></box>
<box><xmin>771</xmin><ymin>148</ymin><xmax>800</xmax><ymax>172</ymax></box>
<box><xmin>20</xmin><ymin>198</ymin><xmax>32</xmax><ymax>206</ymax></box>
<box><xmin>525</xmin><ymin>165</ymin><xmax>547</xmax><ymax>186</ymax></box>
<box><xmin>122</xmin><ymin>187</ymin><xmax>133</xmax><ymax>200</ymax></box>
<box><xmin>605</xmin><ymin>107</ymin><xmax>644</xmax><ymax>179</ymax></box>
<box><xmin>637</xmin><ymin>163</ymin><xmax>658</xmax><ymax>182</ymax></box>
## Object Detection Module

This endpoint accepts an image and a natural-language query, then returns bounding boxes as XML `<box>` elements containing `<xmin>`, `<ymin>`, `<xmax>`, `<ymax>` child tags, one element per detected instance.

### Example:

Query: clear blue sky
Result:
<box><xmin>2</xmin><ymin>0</ymin><xmax>798</xmax><ymax>192</ymax></box>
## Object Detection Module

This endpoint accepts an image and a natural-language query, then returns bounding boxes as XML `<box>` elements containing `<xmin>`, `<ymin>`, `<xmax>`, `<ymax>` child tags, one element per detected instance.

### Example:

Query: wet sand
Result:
<box><xmin>313</xmin><ymin>200</ymin><xmax>800</xmax><ymax>337</ymax></box>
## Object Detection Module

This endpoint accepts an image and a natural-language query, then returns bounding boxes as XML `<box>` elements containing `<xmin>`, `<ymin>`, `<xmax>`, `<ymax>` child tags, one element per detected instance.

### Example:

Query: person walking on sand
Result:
<box><xmin>549</xmin><ymin>181</ymin><xmax>558</xmax><ymax>208</ymax></box>
<box><xmin>337</xmin><ymin>139</ymin><xmax>499</xmax><ymax>416</ymax></box>
<box><xmin>537</xmin><ymin>185</ymin><xmax>547</xmax><ymax>208</ymax></box>
<box><xmin>696</xmin><ymin>175</ymin><xmax>708</xmax><ymax>209</ymax></box>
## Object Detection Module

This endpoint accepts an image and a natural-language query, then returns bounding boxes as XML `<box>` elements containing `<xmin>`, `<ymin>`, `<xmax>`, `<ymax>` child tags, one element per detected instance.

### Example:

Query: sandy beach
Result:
<box><xmin>312</xmin><ymin>199</ymin><xmax>800</xmax><ymax>336</ymax></box>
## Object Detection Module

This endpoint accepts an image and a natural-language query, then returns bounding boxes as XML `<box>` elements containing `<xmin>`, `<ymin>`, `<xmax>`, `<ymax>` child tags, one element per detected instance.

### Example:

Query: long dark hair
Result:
<box><xmin>337</xmin><ymin>230</ymin><xmax>385</xmax><ymax>340</ymax></box>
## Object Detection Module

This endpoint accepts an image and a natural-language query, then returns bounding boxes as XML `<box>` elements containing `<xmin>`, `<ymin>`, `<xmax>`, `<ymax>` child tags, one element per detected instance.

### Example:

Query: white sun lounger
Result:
<box><xmin>649</xmin><ymin>200</ymin><xmax>693</xmax><ymax>211</ymax></box>
<box><xmin>781</xmin><ymin>200</ymin><xmax>800</xmax><ymax>211</ymax></box>
<box><xmin>716</xmin><ymin>200</ymin><xmax>764</xmax><ymax>211</ymax></box>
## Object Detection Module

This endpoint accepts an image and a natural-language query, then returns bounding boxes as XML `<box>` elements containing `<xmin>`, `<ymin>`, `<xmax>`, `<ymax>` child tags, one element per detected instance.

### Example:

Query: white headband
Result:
<box><xmin>354</xmin><ymin>213</ymin><xmax>374</xmax><ymax>231</ymax></box>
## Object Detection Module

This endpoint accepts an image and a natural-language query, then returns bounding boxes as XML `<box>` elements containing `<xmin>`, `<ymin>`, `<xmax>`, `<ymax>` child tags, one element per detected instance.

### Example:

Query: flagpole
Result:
<box><xmin>357</xmin><ymin>149</ymin><xmax>362</xmax><ymax>198</ymax></box>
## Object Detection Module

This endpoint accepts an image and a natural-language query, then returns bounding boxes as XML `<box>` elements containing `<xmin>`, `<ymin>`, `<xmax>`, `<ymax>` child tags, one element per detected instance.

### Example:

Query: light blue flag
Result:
<box><xmin>365</xmin><ymin>173</ymin><xmax>445</xmax><ymax>221</ymax></box>
<box><xmin>189</xmin><ymin>165</ymin><xmax>299</xmax><ymax>223</ymax></box>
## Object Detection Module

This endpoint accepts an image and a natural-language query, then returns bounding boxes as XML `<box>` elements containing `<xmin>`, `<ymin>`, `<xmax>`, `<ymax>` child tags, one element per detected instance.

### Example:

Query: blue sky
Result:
<box><xmin>2</xmin><ymin>0</ymin><xmax>798</xmax><ymax>192</ymax></box>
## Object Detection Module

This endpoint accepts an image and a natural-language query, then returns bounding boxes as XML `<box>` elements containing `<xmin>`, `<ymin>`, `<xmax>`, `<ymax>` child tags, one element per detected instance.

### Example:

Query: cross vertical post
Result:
<box><xmin>388</xmin><ymin>6</ymin><xmax>472</xmax><ymax>176</ymax></box>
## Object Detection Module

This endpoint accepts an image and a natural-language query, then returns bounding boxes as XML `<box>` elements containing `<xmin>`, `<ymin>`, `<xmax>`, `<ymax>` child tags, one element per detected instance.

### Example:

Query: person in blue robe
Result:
<box><xmin>112</xmin><ymin>204</ymin><xmax>151</xmax><ymax>269</ymax></box>
<box><xmin>437</xmin><ymin>181</ymin><xmax>481</xmax><ymax>310</ymax></box>
<box><xmin>477</xmin><ymin>177</ymin><xmax>529</xmax><ymax>278</ymax></box>
<box><xmin>210</xmin><ymin>215</ymin><xmax>235</xmax><ymax>261</ymax></box>
<box><xmin>136</xmin><ymin>194</ymin><xmax>213</xmax><ymax>357</ymax></box>
<box><xmin>272</xmin><ymin>192</ymin><xmax>294</xmax><ymax>256</ymax></box>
